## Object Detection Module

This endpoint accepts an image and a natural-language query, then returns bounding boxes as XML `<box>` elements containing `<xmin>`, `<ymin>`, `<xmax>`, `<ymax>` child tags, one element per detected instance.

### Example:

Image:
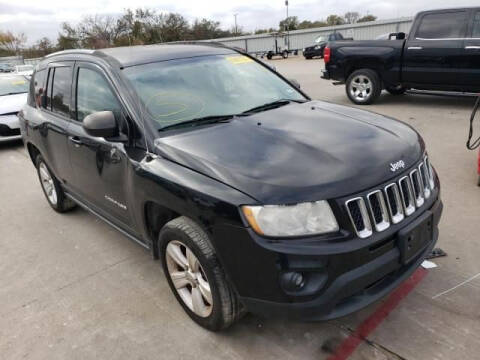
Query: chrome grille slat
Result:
<box><xmin>345</xmin><ymin>158</ymin><xmax>435</xmax><ymax>238</ymax></box>
<box><xmin>367</xmin><ymin>190</ymin><xmax>390</xmax><ymax>232</ymax></box>
<box><xmin>346</xmin><ymin>197</ymin><xmax>372</xmax><ymax>238</ymax></box>
<box><xmin>410</xmin><ymin>169</ymin><xmax>424</xmax><ymax>207</ymax></box>
<box><xmin>418</xmin><ymin>162</ymin><xmax>431</xmax><ymax>199</ymax></box>
<box><xmin>424</xmin><ymin>156</ymin><xmax>435</xmax><ymax>190</ymax></box>
<box><xmin>384</xmin><ymin>183</ymin><xmax>404</xmax><ymax>224</ymax></box>
<box><xmin>399</xmin><ymin>176</ymin><xmax>416</xmax><ymax>216</ymax></box>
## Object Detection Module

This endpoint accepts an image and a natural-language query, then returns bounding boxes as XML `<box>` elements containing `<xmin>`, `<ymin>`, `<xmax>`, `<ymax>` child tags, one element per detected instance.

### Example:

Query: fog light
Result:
<box><xmin>281</xmin><ymin>271</ymin><xmax>305</xmax><ymax>292</ymax></box>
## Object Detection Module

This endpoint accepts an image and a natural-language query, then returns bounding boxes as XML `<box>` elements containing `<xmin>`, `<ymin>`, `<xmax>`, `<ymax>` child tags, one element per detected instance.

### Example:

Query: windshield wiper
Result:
<box><xmin>159</xmin><ymin>114</ymin><xmax>235</xmax><ymax>132</ymax></box>
<box><xmin>241</xmin><ymin>99</ymin><xmax>307</xmax><ymax>115</ymax></box>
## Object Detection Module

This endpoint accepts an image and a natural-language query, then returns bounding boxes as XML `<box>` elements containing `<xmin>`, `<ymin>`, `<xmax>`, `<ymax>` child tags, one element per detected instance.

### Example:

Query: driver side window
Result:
<box><xmin>76</xmin><ymin>67</ymin><xmax>122</xmax><ymax>122</ymax></box>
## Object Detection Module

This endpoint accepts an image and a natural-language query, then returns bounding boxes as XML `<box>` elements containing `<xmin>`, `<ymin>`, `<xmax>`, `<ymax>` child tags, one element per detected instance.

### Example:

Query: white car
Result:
<box><xmin>0</xmin><ymin>75</ymin><xmax>29</xmax><ymax>143</ymax></box>
<box><xmin>14</xmin><ymin>64</ymin><xmax>34</xmax><ymax>77</ymax></box>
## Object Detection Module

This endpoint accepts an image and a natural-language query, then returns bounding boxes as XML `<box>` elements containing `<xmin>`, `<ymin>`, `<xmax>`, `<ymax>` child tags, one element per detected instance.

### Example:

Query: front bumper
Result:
<box><xmin>238</xmin><ymin>198</ymin><xmax>442</xmax><ymax>320</ymax></box>
<box><xmin>0</xmin><ymin>115</ymin><xmax>22</xmax><ymax>143</ymax></box>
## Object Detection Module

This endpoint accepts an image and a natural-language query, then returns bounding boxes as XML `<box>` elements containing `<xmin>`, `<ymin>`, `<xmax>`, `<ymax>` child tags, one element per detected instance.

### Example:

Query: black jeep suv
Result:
<box><xmin>19</xmin><ymin>44</ymin><xmax>442</xmax><ymax>331</ymax></box>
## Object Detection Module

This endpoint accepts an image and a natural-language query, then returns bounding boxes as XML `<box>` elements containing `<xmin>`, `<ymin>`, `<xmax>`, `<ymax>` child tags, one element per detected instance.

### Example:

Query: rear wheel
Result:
<box><xmin>35</xmin><ymin>155</ymin><xmax>76</xmax><ymax>212</ymax></box>
<box><xmin>386</xmin><ymin>86</ymin><xmax>407</xmax><ymax>95</ymax></box>
<box><xmin>282</xmin><ymin>50</ymin><xmax>288</xmax><ymax>59</ymax></box>
<box><xmin>346</xmin><ymin>69</ymin><xmax>381</xmax><ymax>105</ymax></box>
<box><xmin>159</xmin><ymin>217</ymin><xmax>243</xmax><ymax>331</ymax></box>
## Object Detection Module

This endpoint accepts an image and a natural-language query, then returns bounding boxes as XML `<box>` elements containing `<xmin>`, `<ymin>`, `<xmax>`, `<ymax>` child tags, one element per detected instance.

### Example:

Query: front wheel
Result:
<box><xmin>159</xmin><ymin>217</ymin><xmax>243</xmax><ymax>331</ymax></box>
<box><xmin>346</xmin><ymin>69</ymin><xmax>381</xmax><ymax>105</ymax></box>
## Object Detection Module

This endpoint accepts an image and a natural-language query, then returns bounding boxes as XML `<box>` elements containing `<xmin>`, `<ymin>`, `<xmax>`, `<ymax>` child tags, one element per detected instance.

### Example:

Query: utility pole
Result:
<box><xmin>234</xmin><ymin>13</ymin><xmax>238</xmax><ymax>36</ymax></box>
<box><xmin>285</xmin><ymin>0</ymin><xmax>290</xmax><ymax>49</ymax></box>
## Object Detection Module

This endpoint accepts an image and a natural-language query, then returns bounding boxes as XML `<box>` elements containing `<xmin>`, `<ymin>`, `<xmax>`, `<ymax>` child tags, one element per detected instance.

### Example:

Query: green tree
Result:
<box><xmin>279</xmin><ymin>16</ymin><xmax>299</xmax><ymax>31</ymax></box>
<box><xmin>357</xmin><ymin>15</ymin><xmax>377</xmax><ymax>23</ymax></box>
<box><xmin>326</xmin><ymin>15</ymin><xmax>345</xmax><ymax>26</ymax></box>
<box><xmin>0</xmin><ymin>31</ymin><xmax>26</xmax><ymax>55</ymax></box>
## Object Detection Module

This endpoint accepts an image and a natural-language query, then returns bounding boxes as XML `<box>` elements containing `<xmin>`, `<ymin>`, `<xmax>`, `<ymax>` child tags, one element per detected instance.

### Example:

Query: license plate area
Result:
<box><xmin>397</xmin><ymin>211</ymin><xmax>433</xmax><ymax>264</ymax></box>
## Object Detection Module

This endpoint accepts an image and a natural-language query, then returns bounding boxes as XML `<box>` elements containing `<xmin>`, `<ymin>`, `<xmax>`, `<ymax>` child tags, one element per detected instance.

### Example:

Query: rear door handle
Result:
<box><xmin>68</xmin><ymin>136</ymin><xmax>83</xmax><ymax>146</ymax></box>
<box><xmin>465</xmin><ymin>46</ymin><xmax>480</xmax><ymax>49</ymax></box>
<box><xmin>408</xmin><ymin>46</ymin><xmax>423</xmax><ymax>50</ymax></box>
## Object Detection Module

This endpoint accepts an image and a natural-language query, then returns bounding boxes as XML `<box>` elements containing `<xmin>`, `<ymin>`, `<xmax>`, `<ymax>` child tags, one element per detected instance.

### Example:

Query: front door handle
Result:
<box><xmin>408</xmin><ymin>46</ymin><xmax>423</xmax><ymax>50</ymax></box>
<box><xmin>465</xmin><ymin>46</ymin><xmax>480</xmax><ymax>50</ymax></box>
<box><xmin>68</xmin><ymin>136</ymin><xmax>83</xmax><ymax>146</ymax></box>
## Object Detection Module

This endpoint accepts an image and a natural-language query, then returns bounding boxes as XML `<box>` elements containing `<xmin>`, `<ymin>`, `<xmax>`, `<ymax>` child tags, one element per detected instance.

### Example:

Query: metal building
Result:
<box><xmin>201</xmin><ymin>17</ymin><xmax>413</xmax><ymax>54</ymax></box>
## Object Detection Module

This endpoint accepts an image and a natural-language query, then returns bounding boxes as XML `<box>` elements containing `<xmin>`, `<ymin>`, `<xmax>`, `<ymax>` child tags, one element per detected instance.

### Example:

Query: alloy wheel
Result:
<box><xmin>165</xmin><ymin>240</ymin><xmax>213</xmax><ymax>317</ymax></box>
<box><xmin>39</xmin><ymin>162</ymin><xmax>58</xmax><ymax>205</ymax></box>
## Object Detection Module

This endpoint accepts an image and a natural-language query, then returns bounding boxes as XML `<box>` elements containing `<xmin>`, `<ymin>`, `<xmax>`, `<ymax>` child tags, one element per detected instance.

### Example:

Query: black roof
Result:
<box><xmin>46</xmin><ymin>43</ymin><xmax>237</xmax><ymax>68</ymax></box>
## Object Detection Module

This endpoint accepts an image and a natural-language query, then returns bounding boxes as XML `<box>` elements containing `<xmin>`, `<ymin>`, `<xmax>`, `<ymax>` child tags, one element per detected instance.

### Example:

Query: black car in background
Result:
<box><xmin>322</xmin><ymin>7</ymin><xmax>480</xmax><ymax>104</ymax></box>
<box><xmin>303</xmin><ymin>33</ymin><xmax>352</xmax><ymax>59</ymax></box>
<box><xmin>20</xmin><ymin>43</ymin><xmax>442</xmax><ymax>331</ymax></box>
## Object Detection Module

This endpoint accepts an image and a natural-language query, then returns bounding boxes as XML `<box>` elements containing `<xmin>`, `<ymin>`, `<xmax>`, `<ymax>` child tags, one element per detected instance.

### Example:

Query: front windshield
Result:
<box><xmin>0</xmin><ymin>76</ymin><xmax>29</xmax><ymax>96</ymax></box>
<box><xmin>123</xmin><ymin>54</ymin><xmax>306</xmax><ymax>129</ymax></box>
<box><xmin>315</xmin><ymin>36</ymin><xmax>326</xmax><ymax>43</ymax></box>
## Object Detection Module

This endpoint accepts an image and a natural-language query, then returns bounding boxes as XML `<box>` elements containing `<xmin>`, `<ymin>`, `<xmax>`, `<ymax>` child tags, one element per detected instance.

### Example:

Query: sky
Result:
<box><xmin>1</xmin><ymin>0</ymin><xmax>479</xmax><ymax>45</ymax></box>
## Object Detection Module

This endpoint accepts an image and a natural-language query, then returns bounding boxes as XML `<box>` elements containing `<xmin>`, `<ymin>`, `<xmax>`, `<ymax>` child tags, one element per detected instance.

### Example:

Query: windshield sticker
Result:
<box><xmin>226</xmin><ymin>56</ymin><xmax>253</xmax><ymax>65</ymax></box>
<box><xmin>12</xmin><ymin>80</ymin><xmax>26</xmax><ymax>85</ymax></box>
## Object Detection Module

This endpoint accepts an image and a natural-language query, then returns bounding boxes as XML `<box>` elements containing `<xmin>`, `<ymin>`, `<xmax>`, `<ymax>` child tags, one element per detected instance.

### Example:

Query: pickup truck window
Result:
<box><xmin>472</xmin><ymin>11</ymin><xmax>480</xmax><ymax>38</ymax></box>
<box><xmin>416</xmin><ymin>11</ymin><xmax>468</xmax><ymax>39</ymax></box>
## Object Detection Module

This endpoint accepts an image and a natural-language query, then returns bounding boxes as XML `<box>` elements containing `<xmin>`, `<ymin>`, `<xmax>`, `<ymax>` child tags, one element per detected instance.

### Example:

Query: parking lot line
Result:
<box><xmin>327</xmin><ymin>268</ymin><xmax>428</xmax><ymax>360</ymax></box>
<box><xmin>432</xmin><ymin>271</ymin><xmax>480</xmax><ymax>299</ymax></box>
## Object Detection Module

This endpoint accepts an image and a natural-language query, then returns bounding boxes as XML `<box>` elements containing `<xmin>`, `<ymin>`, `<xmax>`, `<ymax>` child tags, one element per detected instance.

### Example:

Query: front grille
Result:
<box><xmin>0</xmin><ymin>124</ymin><xmax>20</xmax><ymax>137</ymax></box>
<box><xmin>345</xmin><ymin>156</ymin><xmax>435</xmax><ymax>238</ymax></box>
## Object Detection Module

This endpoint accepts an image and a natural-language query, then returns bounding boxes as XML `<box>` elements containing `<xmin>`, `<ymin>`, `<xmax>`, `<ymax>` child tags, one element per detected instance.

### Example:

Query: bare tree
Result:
<box><xmin>0</xmin><ymin>31</ymin><xmax>27</xmax><ymax>54</ymax></box>
<box><xmin>344</xmin><ymin>12</ymin><xmax>360</xmax><ymax>24</ymax></box>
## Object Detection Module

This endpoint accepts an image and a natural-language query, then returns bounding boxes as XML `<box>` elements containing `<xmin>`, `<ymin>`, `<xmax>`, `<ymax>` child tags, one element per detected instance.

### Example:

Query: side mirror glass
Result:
<box><xmin>83</xmin><ymin>111</ymin><xmax>119</xmax><ymax>138</ymax></box>
<box><xmin>289</xmin><ymin>79</ymin><xmax>301</xmax><ymax>89</ymax></box>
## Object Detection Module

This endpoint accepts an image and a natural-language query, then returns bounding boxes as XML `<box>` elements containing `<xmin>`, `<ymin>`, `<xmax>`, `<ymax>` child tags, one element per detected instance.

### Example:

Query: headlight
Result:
<box><xmin>242</xmin><ymin>201</ymin><xmax>339</xmax><ymax>237</ymax></box>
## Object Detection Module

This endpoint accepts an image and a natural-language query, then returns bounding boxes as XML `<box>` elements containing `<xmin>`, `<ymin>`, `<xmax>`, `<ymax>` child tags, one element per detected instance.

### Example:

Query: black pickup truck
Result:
<box><xmin>322</xmin><ymin>7</ymin><xmax>480</xmax><ymax>104</ymax></box>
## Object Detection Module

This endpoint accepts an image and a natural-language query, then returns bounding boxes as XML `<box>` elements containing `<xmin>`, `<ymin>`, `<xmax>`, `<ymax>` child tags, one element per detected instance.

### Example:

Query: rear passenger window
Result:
<box><xmin>76</xmin><ymin>68</ymin><xmax>122</xmax><ymax>122</ymax></box>
<box><xmin>472</xmin><ymin>12</ymin><xmax>480</xmax><ymax>38</ymax></box>
<box><xmin>416</xmin><ymin>11</ymin><xmax>468</xmax><ymax>39</ymax></box>
<box><xmin>51</xmin><ymin>67</ymin><xmax>72</xmax><ymax>117</ymax></box>
<box><xmin>44</xmin><ymin>69</ymin><xmax>53</xmax><ymax>110</ymax></box>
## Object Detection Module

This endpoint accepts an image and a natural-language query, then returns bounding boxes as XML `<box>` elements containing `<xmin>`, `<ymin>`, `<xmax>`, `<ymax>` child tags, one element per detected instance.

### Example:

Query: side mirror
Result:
<box><xmin>289</xmin><ymin>79</ymin><xmax>301</xmax><ymax>89</ymax></box>
<box><xmin>83</xmin><ymin>111</ymin><xmax>119</xmax><ymax>138</ymax></box>
<box><xmin>390</xmin><ymin>32</ymin><xmax>405</xmax><ymax>40</ymax></box>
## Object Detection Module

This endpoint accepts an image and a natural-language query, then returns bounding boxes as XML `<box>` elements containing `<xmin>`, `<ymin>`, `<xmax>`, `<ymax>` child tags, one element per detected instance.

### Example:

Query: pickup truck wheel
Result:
<box><xmin>35</xmin><ymin>155</ymin><xmax>76</xmax><ymax>213</ymax></box>
<box><xmin>159</xmin><ymin>217</ymin><xmax>243</xmax><ymax>331</ymax></box>
<box><xmin>346</xmin><ymin>69</ymin><xmax>381</xmax><ymax>105</ymax></box>
<box><xmin>386</xmin><ymin>86</ymin><xmax>407</xmax><ymax>95</ymax></box>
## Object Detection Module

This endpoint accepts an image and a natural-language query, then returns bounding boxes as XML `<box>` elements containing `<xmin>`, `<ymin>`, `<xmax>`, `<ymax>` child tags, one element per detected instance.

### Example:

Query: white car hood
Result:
<box><xmin>0</xmin><ymin>92</ymin><xmax>28</xmax><ymax>115</ymax></box>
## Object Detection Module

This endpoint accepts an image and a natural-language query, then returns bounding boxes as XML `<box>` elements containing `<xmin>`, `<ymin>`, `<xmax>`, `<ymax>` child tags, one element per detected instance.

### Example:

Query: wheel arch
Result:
<box><xmin>144</xmin><ymin>201</ymin><xmax>180</xmax><ymax>259</ymax></box>
<box><xmin>26</xmin><ymin>142</ymin><xmax>41</xmax><ymax>165</ymax></box>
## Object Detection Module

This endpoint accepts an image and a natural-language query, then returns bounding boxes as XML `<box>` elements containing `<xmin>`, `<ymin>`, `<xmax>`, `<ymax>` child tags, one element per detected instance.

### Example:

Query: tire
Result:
<box><xmin>477</xmin><ymin>175</ymin><xmax>480</xmax><ymax>187</ymax></box>
<box><xmin>266</xmin><ymin>53</ymin><xmax>273</xmax><ymax>60</ymax></box>
<box><xmin>304</xmin><ymin>56</ymin><xmax>312</xmax><ymax>60</ymax></box>
<box><xmin>35</xmin><ymin>155</ymin><xmax>76</xmax><ymax>213</ymax></box>
<box><xmin>386</xmin><ymin>86</ymin><xmax>407</xmax><ymax>95</ymax></box>
<box><xmin>159</xmin><ymin>216</ymin><xmax>243</xmax><ymax>331</ymax></box>
<box><xmin>346</xmin><ymin>69</ymin><xmax>382</xmax><ymax>105</ymax></box>
<box><xmin>282</xmin><ymin>50</ymin><xmax>288</xmax><ymax>59</ymax></box>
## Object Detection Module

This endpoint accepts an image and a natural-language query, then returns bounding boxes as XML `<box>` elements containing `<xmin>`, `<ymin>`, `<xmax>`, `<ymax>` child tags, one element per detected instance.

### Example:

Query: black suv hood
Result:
<box><xmin>154</xmin><ymin>101</ymin><xmax>423</xmax><ymax>204</ymax></box>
